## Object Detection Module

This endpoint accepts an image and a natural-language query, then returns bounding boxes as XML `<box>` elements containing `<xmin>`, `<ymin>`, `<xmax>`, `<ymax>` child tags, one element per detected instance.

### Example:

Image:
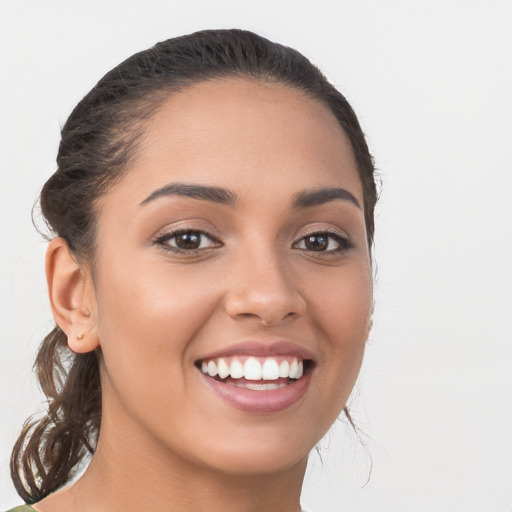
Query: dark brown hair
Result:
<box><xmin>11</xmin><ymin>28</ymin><xmax>377</xmax><ymax>503</ymax></box>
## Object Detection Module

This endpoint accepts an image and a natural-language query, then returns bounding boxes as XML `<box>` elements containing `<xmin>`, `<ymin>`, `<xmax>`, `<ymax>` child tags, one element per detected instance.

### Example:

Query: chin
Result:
<box><xmin>181</xmin><ymin>419</ymin><xmax>321</xmax><ymax>476</ymax></box>
<box><xmin>200</xmin><ymin>444</ymin><xmax>310</xmax><ymax>476</ymax></box>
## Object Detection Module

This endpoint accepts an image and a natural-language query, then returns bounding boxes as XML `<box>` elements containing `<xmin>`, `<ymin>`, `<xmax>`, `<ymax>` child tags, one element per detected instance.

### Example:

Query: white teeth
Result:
<box><xmin>200</xmin><ymin>356</ymin><xmax>306</xmax><ymax>381</ymax></box>
<box><xmin>289</xmin><ymin>359</ymin><xmax>299</xmax><ymax>379</ymax></box>
<box><xmin>279</xmin><ymin>360</ymin><xmax>290</xmax><ymax>378</ymax></box>
<box><xmin>234</xmin><ymin>382</ymin><xmax>288</xmax><ymax>391</ymax></box>
<box><xmin>217</xmin><ymin>358</ymin><xmax>230</xmax><ymax>379</ymax></box>
<box><xmin>244</xmin><ymin>357</ymin><xmax>262</xmax><ymax>380</ymax></box>
<box><xmin>262</xmin><ymin>359</ymin><xmax>280</xmax><ymax>380</ymax></box>
<box><xmin>230</xmin><ymin>359</ymin><xmax>244</xmax><ymax>379</ymax></box>
<box><xmin>207</xmin><ymin>360</ymin><xmax>217</xmax><ymax>377</ymax></box>
<box><xmin>296</xmin><ymin>360</ymin><xmax>304</xmax><ymax>379</ymax></box>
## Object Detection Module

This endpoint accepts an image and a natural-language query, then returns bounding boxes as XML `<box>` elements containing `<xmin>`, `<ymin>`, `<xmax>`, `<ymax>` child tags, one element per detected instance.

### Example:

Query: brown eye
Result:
<box><xmin>304</xmin><ymin>234</ymin><xmax>328</xmax><ymax>251</ymax></box>
<box><xmin>293</xmin><ymin>231</ymin><xmax>354</xmax><ymax>254</ymax></box>
<box><xmin>154</xmin><ymin>229</ymin><xmax>221</xmax><ymax>253</ymax></box>
<box><xmin>174</xmin><ymin>232</ymin><xmax>202</xmax><ymax>250</ymax></box>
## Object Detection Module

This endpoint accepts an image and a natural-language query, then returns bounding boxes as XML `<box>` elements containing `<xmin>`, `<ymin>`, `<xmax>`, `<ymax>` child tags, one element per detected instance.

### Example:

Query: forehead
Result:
<box><xmin>105</xmin><ymin>78</ymin><xmax>362</xmax><ymax>207</ymax></box>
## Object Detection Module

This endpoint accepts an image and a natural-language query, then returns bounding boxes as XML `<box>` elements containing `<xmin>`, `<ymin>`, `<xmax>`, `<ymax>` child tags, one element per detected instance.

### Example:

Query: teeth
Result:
<box><xmin>289</xmin><ymin>359</ymin><xmax>299</xmax><ymax>379</ymax></box>
<box><xmin>279</xmin><ymin>360</ymin><xmax>290</xmax><ymax>378</ymax></box>
<box><xmin>261</xmin><ymin>359</ymin><xmax>280</xmax><ymax>380</ymax></box>
<box><xmin>217</xmin><ymin>358</ymin><xmax>230</xmax><ymax>379</ymax></box>
<box><xmin>296</xmin><ymin>360</ymin><xmax>304</xmax><ymax>379</ymax></box>
<box><xmin>230</xmin><ymin>359</ymin><xmax>244</xmax><ymax>379</ymax></box>
<box><xmin>244</xmin><ymin>357</ymin><xmax>262</xmax><ymax>380</ymax></box>
<box><xmin>233</xmin><ymin>382</ymin><xmax>289</xmax><ymax>391</ymax></box>
<box><xmin>199</xmin><ymin>356</ymin><xmax>305</xmax><ymax>381</ymax></box>
<box><xmin>207</xmin><ymin>360</ymin><xmax>218</xmax><ymax>377</ymax></box>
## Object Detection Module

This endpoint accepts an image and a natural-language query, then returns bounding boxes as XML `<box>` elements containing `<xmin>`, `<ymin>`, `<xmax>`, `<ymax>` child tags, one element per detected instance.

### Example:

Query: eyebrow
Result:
<box><xmin>140</xmin><ymin>182</ymin><xmax>360</xmax><ymax>210</ymax></box>
<box><xmin>292</xmin><ymin>187</ymin><xmax>361</xmax><ymax>209</ymax></box>
<box><xmin>140</xmin><ymin>183</ymin><xmax>237</xmax><ymax>206</ymax></box>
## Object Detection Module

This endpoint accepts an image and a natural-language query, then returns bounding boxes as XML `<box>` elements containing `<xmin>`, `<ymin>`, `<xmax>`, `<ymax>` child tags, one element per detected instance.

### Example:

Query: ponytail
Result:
<box><xmin>10</xmin><ymin>327</ymin><xmax>101</xmax><ymax>502</ymax></box>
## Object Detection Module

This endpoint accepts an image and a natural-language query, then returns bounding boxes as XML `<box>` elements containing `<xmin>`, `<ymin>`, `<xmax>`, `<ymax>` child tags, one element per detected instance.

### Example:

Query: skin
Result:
<box><xmin>39</xmin><ymin>79</ymin><xmax>373</xmax><ymax>512</ymax></box>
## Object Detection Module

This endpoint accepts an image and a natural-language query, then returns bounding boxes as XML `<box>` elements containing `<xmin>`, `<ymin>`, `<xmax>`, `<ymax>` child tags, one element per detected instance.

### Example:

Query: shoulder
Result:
<box><xmin>4</xmin><ymin>506</ymin><xmax>37</xmax><ymax>512</ymax></box>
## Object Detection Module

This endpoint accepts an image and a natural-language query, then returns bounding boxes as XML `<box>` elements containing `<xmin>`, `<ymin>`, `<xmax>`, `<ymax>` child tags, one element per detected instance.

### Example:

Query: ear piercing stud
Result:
<box><xmin>76</xmin><ymin>333</ymin><xmax>85</xmax><ymax>340</ymax></box>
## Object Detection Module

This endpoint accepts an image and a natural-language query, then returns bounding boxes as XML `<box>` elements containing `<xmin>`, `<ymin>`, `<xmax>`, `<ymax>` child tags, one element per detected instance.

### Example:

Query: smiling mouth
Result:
<box><xmin>196</xmin><ymin>356</ymin><xmax>312</xmax><ymax>390</ymax></box>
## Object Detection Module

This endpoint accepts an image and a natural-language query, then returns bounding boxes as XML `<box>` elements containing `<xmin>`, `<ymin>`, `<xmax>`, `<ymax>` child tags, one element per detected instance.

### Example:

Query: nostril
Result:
<box><xmin>238</xmin><ymin>312</ymin><xmax>259</xmax><ymax>319</ymax></box>
<box><xmin>259</xmin><ymin>310</ymin><xmax>303</xmax><ymax>327</ymax></box>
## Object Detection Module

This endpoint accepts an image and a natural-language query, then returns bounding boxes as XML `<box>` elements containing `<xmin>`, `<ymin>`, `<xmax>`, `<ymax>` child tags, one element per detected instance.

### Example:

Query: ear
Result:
<box><xmin>46</xmin><ymin>238</ymin><xmax>99</xmax><ymax>354</ymax></box>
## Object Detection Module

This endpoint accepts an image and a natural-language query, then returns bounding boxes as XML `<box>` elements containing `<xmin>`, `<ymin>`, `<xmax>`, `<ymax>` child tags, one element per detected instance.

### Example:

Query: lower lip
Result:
<box><xmin>200</xmin><ymin>371</ymin><xmax>313</xmax><ymax>413</ymax></box>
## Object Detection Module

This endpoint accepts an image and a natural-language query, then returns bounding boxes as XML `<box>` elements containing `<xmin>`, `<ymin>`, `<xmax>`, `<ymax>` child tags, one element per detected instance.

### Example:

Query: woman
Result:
<box><xmin>8</xmin><ymin>29</ymin><xmax>377</xmax><ymax>512</ymax></box>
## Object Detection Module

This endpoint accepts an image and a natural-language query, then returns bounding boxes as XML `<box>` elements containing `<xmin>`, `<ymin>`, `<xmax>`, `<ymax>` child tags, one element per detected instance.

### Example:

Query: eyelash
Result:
<box><xmin>292</xmin><ymin>230</ymin><xmax>355</xmax><ymax>255</ymax></box>
<box><xmin>153</xmin><ymin>228</ymin><xmax>222</xmax><ymax>254</ymax></box>
<box><xmin>153</xmin><ymin>228</ymin><xmax>354</xmax><ymax>255</ymax></box>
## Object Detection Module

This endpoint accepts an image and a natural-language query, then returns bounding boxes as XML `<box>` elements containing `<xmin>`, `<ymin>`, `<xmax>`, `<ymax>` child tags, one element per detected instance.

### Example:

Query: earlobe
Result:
<box><xmin>46</xmin><ymin>238</ymin><xmax>99</xmax><ymax>354</ymax></box>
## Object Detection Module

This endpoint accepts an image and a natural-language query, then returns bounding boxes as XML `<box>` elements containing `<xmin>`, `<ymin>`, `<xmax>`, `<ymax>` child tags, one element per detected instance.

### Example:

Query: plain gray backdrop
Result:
<box><xmin>1</xmin><ymin>1</ymin><xmax>511</xmax><ymax>510</ymax></box>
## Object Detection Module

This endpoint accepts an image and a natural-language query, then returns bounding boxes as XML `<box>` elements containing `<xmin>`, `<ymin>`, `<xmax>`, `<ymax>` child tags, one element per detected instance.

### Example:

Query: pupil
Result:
<box><xmin>305</xmin><ymin>235</ymin><xmax>327</xmax><ymax>251</ymax></box>
<box><xmin>177</xmin><ymin>233</ymin><xmax>200</xmax><ymax>249</ymax></box>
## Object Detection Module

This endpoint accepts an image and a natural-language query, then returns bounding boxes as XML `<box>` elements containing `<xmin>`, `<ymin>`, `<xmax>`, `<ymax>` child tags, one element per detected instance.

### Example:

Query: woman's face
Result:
<box><xmin>87</xmin><ymin>79</ymin><xmax>372</xmax><ymax>475</ymax></box>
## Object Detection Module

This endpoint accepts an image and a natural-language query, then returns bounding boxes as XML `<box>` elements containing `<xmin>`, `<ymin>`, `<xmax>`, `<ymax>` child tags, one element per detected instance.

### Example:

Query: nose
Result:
<box><xmin>223</xmin><ymin>246</ymin><xmax>307</xmax><ymax>326</ymax></box>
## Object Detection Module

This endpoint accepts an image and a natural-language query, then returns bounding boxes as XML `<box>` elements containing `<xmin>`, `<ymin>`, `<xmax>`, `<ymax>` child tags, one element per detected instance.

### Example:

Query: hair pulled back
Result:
<box><xmin>11</xmin><ymin>29</ymin><xmax>377</xmax><ymax>502</ymax></box>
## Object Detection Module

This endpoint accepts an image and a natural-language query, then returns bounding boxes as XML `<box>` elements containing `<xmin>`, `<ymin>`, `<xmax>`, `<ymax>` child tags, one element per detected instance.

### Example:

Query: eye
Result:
<box><xmin>154</xmin><ymin>229</ymin><xmax>221</xmax><ymax>253</ymax></box>
<box><xmin>293</xmin><ymin>231</ymin><xmax>354</xmax><ymax>254</ymax></box>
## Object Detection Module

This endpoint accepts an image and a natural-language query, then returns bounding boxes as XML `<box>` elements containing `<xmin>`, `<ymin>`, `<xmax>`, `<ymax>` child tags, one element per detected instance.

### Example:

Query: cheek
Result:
<box><xmin>96</xmin><ymin>255</ymin><xmax>216</xmax><ymax>341</ymax></box>
<box><xmin>311</xmin><ymin>261</ymin><xmax>372</xmax><ymax>343</ymax></box>
<box><xmin>307</xmin><ymin>262</ymin><xmax>372</xmax><ymax>403</ymax></box>
<box><xmin>93</xmin><ymin>256</ymin><xmax>221</xmax><ymax>393</ymax></box>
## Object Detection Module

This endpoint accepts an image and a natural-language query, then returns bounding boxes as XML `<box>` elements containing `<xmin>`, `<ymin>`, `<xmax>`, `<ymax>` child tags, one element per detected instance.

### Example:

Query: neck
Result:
<box><xmin>38</xmin><ymin>400</ymin><xmax>307</xmax><ymax>512</ymax></box>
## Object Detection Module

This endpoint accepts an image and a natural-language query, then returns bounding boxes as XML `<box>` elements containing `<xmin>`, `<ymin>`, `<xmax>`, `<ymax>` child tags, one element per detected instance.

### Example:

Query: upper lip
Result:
<box><xmin>196</xmin><ymin>340</ymin><xmax>315</xmax><ymax>362</ymax></box>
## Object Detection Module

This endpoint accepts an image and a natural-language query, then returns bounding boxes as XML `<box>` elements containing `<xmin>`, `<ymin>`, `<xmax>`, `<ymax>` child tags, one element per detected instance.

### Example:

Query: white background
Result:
<box><xmin>1</xmin><ymin>1</ymin><xmax>511</xmax><ymax>510</ymax></box>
